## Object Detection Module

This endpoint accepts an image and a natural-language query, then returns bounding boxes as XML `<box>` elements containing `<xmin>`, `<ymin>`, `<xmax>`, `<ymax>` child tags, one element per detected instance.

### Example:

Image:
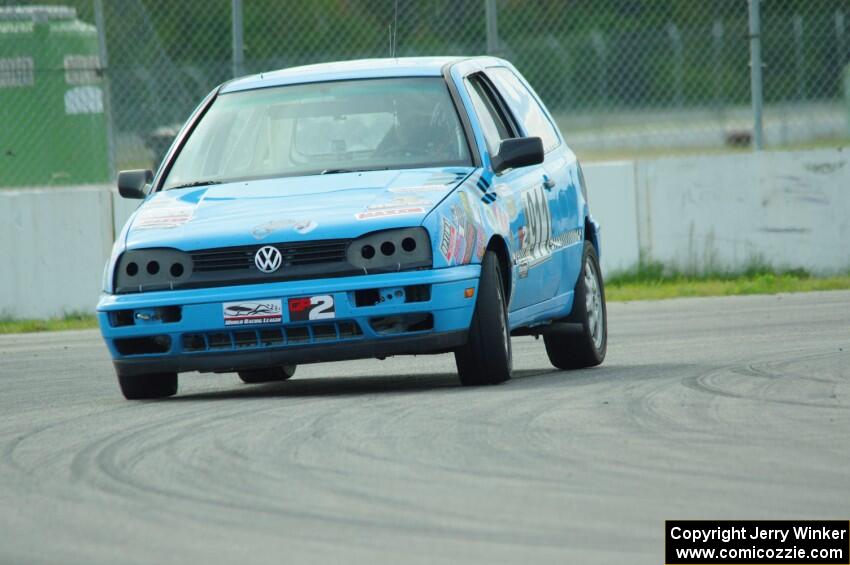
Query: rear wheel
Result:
<box><xmin>544</xmin><ymin>241</ymin><xmax>607</xmax><ymax>369</ymax></box>
<box><xmin>117</xmin><ymin>372</ymin><xmax>178</xmax><ymax>400</ymax></box>
<box><xmin>238</xmin><ymin>364</ymin><xmax>296</xmax><ymax>384</ymax></box>
<box><xmin>454</xmin><ymin>251</ymin><xmax>512</xmax><ymax>386</ymax></box>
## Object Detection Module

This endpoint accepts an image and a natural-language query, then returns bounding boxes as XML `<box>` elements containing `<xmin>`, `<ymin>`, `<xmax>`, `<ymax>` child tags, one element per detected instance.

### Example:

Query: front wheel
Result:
<box><xmin>544</xmin><ymin>241</ymin><xmax>607</xmax><ymax>369</ymax></box>
<box><xmin>117</xmin><ymin>372</ymin><xmax>178</xmax><ymax>400</ymax></box>
<box><xmin>238</xmin><ymin>364</ymin><xmax>296</xmax><ymax>384</ymax></box>
<box><xmin>454</xmin><ymin>251</ymin><xmax>512</xmax><ymax>386</ymax></box>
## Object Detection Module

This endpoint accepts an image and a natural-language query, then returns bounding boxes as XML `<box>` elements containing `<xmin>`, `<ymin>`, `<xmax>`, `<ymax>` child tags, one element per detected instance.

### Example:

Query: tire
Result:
<box><xmin>117</xmin><ymin>372</ymin><xmax>178</xmax><ymax>400</ymax></box>
<box><xmin>544</xmin><ymin>241</ymin><xmax>607</xmax><ymax>369</ymax></box>
<box><xmin>454</xmin><ymin>251</ymin><xmax>512</xmax><ymax>386</ymax></box>
<box><xmin>238</xmin><ymin>364</ymin><xmax>296</xmax><ymax>384</ymax></box>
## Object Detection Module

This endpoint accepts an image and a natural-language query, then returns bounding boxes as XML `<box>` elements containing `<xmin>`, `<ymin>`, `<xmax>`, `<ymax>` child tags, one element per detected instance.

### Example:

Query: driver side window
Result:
<box><xmin>465</xmin><ymin>75</ymin><xmax>514</xmax><ymax>157</ymax></box>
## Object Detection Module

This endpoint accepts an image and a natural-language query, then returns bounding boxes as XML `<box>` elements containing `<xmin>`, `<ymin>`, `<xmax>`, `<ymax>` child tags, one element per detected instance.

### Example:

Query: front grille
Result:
<box><xmin>181</xmin><ymin>320</ymin><xmax>363</xmax><ymax>353</ymax></box>
<box><xmin>190</xmin><ymin>249</ymin><xmax>253</xmax><ymax>272</ymax></box>
<box><xmin>191</xmin><ymin>240</ymin><xmax>350</xmax><ymax>273</ymax></box>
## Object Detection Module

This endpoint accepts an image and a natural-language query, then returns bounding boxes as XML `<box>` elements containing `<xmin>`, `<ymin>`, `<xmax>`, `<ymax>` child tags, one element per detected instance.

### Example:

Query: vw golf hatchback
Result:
<box><xmin>98</xmin><ymin>57</ymin><xmax>607</xmax><ymax>399</ymax></box>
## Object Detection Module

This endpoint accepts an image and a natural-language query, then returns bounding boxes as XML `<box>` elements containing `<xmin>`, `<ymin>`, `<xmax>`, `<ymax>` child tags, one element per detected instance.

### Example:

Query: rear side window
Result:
<box><xmin>464</xmin><ymin>75</ymin><xmax>513</xmax><ymax>156</ymax></box>
<box><xmin>488</xmin><ymin>67</ymin><xmax>560</xmax><ymax>153</ymax></box>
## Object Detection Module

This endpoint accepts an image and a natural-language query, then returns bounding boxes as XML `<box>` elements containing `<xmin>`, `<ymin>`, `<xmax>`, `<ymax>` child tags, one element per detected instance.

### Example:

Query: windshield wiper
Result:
<box><xmin>321</xmin><ymin>168</ymin><xmax>361</xmax><ymax>175</ymax></box>
<box><xmin>166</xmin><ymin>179</ymin><xmax>223</xmax><ymax>190</ymax></box>
<box><xmin>320</xmin><ymin>167</ymin><xmax>390</xmax><ymax>175</ymax></box>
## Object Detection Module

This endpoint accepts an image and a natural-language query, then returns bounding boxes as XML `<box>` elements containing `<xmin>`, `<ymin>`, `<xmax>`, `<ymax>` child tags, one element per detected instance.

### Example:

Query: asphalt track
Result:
<box><xmin>1</xmin><ymin>291</ymin><xmax>848</xmax><ymax>564</ymax></box>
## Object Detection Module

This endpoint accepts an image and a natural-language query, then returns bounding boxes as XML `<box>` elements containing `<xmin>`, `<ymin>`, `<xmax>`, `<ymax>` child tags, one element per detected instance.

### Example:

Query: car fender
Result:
<box><xmin>422</xmin><ymin>169</ymin><xmax>513</xmax><ymax>275</ymax></box>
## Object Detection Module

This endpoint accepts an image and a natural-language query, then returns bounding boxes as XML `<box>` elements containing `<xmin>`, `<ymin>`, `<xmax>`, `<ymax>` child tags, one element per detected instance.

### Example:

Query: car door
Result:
<box><xmin>463</xmin><ymin>72</ymin><xmax>561</xmax><ymax>311</ymax></box>
<box><xmin>485</xmin><ymin>66</ymin><xmax>583</xmax><ymax>297</ymax></box>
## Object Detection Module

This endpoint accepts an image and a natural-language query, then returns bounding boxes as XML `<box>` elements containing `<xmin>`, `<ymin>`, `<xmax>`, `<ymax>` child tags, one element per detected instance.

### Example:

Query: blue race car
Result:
<box><xmin>98</xmin><ymin>57</ymin><xmax>607</xmax><ymax>399</ymax></box>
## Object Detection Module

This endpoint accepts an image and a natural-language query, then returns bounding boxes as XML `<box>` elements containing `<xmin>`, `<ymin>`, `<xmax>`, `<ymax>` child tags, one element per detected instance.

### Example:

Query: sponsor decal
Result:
<box><xmin>450</xmin><ymin>223</ymin><xmax>465</xmax><ymax>262</ymax></box>
<box><xmin>518</xmin><ymin>261</ymin><xmax>529</xmax><ymax>279</ymax></box>
<box><xmin>475</xmin><ymin>229</ymin><xmax>486</xmax><ymax>261</ymax></box>
<box><xmin>550</xmin><ymin>228</ymin><xmax>583</xmax><ymax>250</ymax></box>
<box><xmin>470</xmin><ymin>193</ymin><xmax>484</xmax><ymax>225</ymax></box>
<box><xmin>494</xmin><ymin>184</ymin><xmax>512</xmax><ymax>197</ymax></box>
<box><xmin>388</xmin><ymin>185</ymin><xmax>452</xmax><ymax>194</ymax></box>
<box><xmin>366</xmin><ymin>196</ymin><xmax>431</xmax><ymax>210</ymax></box>
<box><xmin>471</xmin><ymin>172</ymin><xmax>499</xmax><ymax>204</ymax></box>
<box><xmin>451</xmin><ymin>205</ymin><xmax>467</xmax><ymax>232</ymax></box>
<box><xmin>439</xmin><ymin>216</ymin><xmax>456</xmax><ymax>262</ymax></box>
<box><xmin>483</xmin><ymin>203</ymin><xmax>510</xmax><ymax>234</ymax></box>
<box><xmin>461</xmin><ymin>223</ymin><xmax>477</xmax><ymax>265</ymax></box>
<box><xmin>458</xmin><ymin>191</ymin><xmax>473</xmax><ymax>218</ymax></box>
<box><xmin>134</xmin><ymin>199</ymin><xmax>195</xmax><ymax>229</ymax></box>
<box><xmin>288</xmin><ymin>295</ymin><xmax>335</xmax><ymax>322</ymax></box>
<box><xmin>251</xmin><ymin>219</ymin><xmax>317</xmax><ymax>239</ymax></box>
<box><xmin>223</xmin><ymin>300</ymin><xmax>282</xmax><ymax>326</ymax></box>
<box><xmin>495</xmin><ymin>184</ymin><xmax>519</xmax><ymax>219</ymax></box>
<box><xmin>424</xmin><ymin>172</ymin><xmax>465</xmax><ymax>185</ymax></box>
<box><xmin>295</xmin><ymin>221</ymin><xmax>318</xmax><ymax>235</ymax></box>
<box><xmin>355</xmin><ymin>207</ymin><xmax>425</xmax><ymax>220</ymax></box>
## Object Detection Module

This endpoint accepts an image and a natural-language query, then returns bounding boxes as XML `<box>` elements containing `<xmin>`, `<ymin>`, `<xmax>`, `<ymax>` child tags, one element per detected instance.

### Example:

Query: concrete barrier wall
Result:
<box><xmin>0</xmin><ymin>186</ymin><xmax>114</xmax><ymax>319</ymax></box>
<box><xmin>633</xmin><ymin>148</ymin><xmax>850</xmax><ymax>274</ymax></box>
<box><xmin>2</xmin><ymin>148</ymin><xmax>848</xmax><ymax>318</ymax></box>
<box><xmin>582</xmin><ymin>161</ymin><xmax>640</xmax><ymax>274</ymax></box>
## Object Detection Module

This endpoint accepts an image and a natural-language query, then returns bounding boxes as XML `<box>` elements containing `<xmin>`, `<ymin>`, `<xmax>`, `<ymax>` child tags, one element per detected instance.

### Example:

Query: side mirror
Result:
<box><xmin>117</xmin><ymin>169</ymin><xmax>153</xmax><ymax>199</ymax></box>
<box><xmin>492</xmin><ymin>137</ymin><xmax>544</xmax><ymax>174</ymax></box>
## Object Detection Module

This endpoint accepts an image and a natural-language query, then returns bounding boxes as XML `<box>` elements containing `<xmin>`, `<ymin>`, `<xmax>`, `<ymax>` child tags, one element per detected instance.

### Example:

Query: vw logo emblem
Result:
<box><xmin>254</xmin><ymin>246</ymin><xmax>282</xmax><ymax>273</ymax></box>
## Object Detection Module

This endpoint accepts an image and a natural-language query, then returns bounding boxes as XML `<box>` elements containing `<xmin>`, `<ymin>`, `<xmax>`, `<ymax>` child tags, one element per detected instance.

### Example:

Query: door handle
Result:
<box><xmin>542</xmin><ymin>175</ymin><xmax>556</xmax><ymax>191</ymax></box>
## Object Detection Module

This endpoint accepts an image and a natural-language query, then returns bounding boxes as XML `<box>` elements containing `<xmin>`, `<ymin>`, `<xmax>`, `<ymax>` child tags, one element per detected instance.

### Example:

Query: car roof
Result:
<box><xmin>221</xmin><ymin>56</ymin><xmax>482</xmax><ymax>93</ymax></box>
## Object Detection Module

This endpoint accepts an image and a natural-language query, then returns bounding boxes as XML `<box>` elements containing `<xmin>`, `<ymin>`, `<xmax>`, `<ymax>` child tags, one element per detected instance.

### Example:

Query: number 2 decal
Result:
<box><xmin>308</xmin><ymin>295</ymin><xmax>335</xmax><ymax>320</ymax></box>
<box><xmin>288</xmin><ymin>295</ymin><xmax>336</xmax><ymax>322</ymax></box>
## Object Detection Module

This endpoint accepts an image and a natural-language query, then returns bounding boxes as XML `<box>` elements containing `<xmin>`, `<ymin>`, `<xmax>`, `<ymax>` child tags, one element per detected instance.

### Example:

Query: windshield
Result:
<box><xmin>162</xmin><ymin>77</ymin><xmax>472</xmax><ymax>189</ymax></box>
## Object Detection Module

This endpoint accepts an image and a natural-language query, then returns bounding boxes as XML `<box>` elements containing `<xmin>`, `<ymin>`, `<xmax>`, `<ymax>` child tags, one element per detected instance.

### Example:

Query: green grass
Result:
<box><xmin>2</xmin><ymin>267</ymin><xmax>850</xmax><ymax>334</ymax></box>
<box><xmin>0</xmin><ymin>312</ymin><xmax>98</xmax><ymax>334</ymax></box>
<box><xmin>577</xmin><ymin>136</ymin><xmax>850</xmax><ymax>163</ymax></box>
<box><xmin>606</xmin><ymin>262</ymin><xmax>850</xmax><ymax>302</ymax></box>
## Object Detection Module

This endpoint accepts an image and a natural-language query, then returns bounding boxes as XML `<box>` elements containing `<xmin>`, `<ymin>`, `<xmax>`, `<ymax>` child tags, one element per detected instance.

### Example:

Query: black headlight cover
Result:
<box><xmin>114</xmin><ymin>248</ymin><xmax>193</xmax><ymax>293</ymax></box>
<box><xmin>346</xmin><ymin>227</ymin><xmax>432</xmax><ymax>273</ymax></box>
<box><xmin>113</xmin><ymin>230</ymin><xmax>431</xmax><ymax>294</ymax></box>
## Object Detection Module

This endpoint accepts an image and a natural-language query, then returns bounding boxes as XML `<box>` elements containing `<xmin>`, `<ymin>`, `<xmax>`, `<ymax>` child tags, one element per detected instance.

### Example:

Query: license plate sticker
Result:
<box><xmin>223</xmin><ymin>299</ymin><xmax>282</xmax><ymax>326</ymax></box>
<box><xmin>288</xmin><ymin>295</ymin><xmax>336</xmax><ymax>322</ymax></box>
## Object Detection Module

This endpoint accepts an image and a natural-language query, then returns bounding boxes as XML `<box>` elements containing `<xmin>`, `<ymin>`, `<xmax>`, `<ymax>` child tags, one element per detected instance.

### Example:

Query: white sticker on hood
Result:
<box><xmin>388</xmin><ymin>185</ymin><xmax>452</xmax><ymax>194</ymax></box>
<box><xmin>134</xmin><ymin>199</ymin><xmax>195</xmax><ymax>229</ymax></box>
<box><xmin>366</xmin><ymin>196</ymin><xmax>431</xmax><ymax>210</ymax></box>
<box><xmin>252</xmin><ymin>219</ymin><xmax>318</xmax><ymax>239</ymax></box>
<box><xmin>355</xmin><ymin>207</ymin><xmax>426</xmax><ymax>220</ymax></box>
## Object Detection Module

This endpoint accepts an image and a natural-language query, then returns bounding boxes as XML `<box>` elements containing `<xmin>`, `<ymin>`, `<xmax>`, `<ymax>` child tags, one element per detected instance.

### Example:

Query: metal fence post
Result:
<box><xmin>485</xmin><ymin>0</ymin><xmax>499</xmax><ymax>55</ymax></box>
<box><xmin>93</xmin><ymin>0</ymin><xmax>116</xmax><ymax>180</ymax></box>
<box><xmin>591</xmin><ymin>31</ymin><xmax>608</xmax><ymax>105</ymax></box>
<box><xmin>793</xmin><ymin>14</ymin><xmax>805</xmax><ymax>101</ymax></box>
<box><xmin>667</xmin><ymin>23</ymin><xmax>684</xmax><ymax>108</ymax></box>
<box><xmin>748</xmin><ymin>0</ymin><xmax>764</xmax><ymax>150</ymax></box>
<box><xmin>712</xmin><ymin>20</ymin><xmax>724</xmax><ymax>109</ymax></box>
<box><xmin>232</xmin><ymin>0</ymin><xmax>244</xmax><ymax>78</ymax></box>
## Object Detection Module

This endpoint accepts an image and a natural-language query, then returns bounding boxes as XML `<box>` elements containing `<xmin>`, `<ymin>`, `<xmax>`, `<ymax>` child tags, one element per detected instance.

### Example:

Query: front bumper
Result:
<box><xmin>97</xmin><ymin>265</ymin><xmax>480</xmax><ymax>376</ymax></box>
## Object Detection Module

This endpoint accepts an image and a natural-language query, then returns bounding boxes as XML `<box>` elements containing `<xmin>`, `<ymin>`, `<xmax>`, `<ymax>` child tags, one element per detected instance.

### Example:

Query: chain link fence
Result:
<box><xmin>1</xmin><ymin>0</ymin><xmax>849</xmax><ymax>188</ymax></box>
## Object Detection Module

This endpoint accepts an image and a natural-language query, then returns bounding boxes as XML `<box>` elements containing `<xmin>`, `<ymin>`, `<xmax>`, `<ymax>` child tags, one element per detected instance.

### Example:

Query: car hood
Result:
<box><xmin>124</xmin><ymin>168</ymin><xmax>472</xmax><ymax>251</ymax></box>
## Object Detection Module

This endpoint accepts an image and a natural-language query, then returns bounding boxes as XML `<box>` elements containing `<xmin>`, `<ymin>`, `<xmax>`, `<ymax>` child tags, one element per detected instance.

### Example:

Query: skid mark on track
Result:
<box><xmin>682</xmin><ymin>349</ymin><xmax>849</xmax><ymax>410</ymax></box>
